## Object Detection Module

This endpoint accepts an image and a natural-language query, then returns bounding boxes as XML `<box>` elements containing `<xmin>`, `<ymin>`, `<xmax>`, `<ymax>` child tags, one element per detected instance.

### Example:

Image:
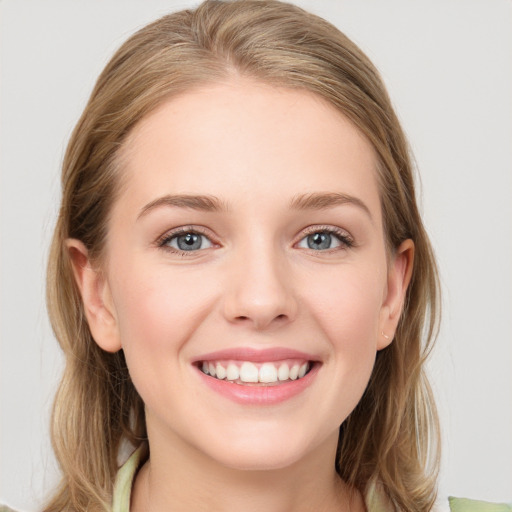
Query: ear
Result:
<box><xmin>378</xmin><ymin>239</ymin><xmax>415</xmax><ymax>350</ymax></box>
<box><xmin>66</xmin><ymin>239</ymin><xmax>122</xmax><ymax>353</ymax></box>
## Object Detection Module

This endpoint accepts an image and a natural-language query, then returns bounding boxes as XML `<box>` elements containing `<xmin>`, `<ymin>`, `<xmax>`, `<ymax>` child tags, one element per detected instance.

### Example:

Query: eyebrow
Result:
<box><xmin>137</xmin><ymin>194</ymin><xmax>228</xmax><ymax>219</ymax></box>
<box><xmin>137</xmin><ymin>191</ymin><xmax>372</xmax><ymax>220</ymax></box>
<box><xmin>289</xmin><ymin>192</ymin><xmax>372</xmax><ymax>219</ymax></box>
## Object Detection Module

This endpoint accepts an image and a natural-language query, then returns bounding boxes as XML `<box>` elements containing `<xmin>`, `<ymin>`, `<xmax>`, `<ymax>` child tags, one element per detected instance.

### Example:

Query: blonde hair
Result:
<box><xmin>45</xmin><ymin>1</ymin><xmax>440</xmax><ymax>510</ymax></box>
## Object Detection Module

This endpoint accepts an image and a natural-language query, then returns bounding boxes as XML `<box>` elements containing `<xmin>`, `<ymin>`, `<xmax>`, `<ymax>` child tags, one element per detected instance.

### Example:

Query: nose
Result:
<box><xmin>221</xmin><ymin>242</ymin><xmax>298</xmax><ymax>331</ymax></box>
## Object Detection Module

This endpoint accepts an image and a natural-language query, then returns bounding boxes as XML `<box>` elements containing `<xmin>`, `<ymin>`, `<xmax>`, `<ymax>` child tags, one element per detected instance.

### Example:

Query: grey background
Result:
<box><xmin>1</xmin><ymin>0</ymin><xmax>511</xmax><ymax>510</ymax></box>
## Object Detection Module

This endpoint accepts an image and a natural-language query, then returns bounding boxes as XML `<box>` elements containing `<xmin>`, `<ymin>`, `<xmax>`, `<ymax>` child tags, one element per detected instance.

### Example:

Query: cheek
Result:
<box><xmin>309</xmin><ymin>266</ymin><xmax>384</xmax><ymax>339</ymax></box>
<box><xmin>111</xmin><ymin>260</ymin><xmax>214</xmax><ymax>343</ymax></box>
<box><xmin>108</xmin><ymin>262</ymin><xmax>219</xmax><ymax>390</ymax></box>
<box><xmin>305</xmin><ymin>266</ymin><xmax>385</xmax><ymax>380</ymax></box>
<box><xmin>108</xmin><ymin>268</ymin><xmax>215</xmax><ymax>424</ymax></box>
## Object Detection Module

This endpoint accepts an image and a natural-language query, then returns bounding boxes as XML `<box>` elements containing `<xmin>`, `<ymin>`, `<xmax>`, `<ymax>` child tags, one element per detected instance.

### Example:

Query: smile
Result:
<box><xmin>193</xmin><ymin>348</ymin><xmax>320</xmax><ymax>405</ymax></box>
<box><xmin>200</xmin><ymin>359</ymin><xmax>311</xmax><ymax>385</ymax></box>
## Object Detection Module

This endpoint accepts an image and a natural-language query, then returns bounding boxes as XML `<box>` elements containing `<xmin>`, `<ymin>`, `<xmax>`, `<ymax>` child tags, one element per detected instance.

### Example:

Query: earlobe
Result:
<box><xmin>378</xmin><ymin>239</ymin><xmax>415</xmax><ymax>350</ymax></box>
<box><xmin>66</xmin><ymin>239</ymin><xmax>122</xmax><ymax>353</ymax></box>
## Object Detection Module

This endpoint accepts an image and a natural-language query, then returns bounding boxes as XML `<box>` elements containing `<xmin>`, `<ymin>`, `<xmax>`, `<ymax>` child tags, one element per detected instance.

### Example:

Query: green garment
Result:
<box><xmin>449</xmin><ymin>496</ymin><xmax>512</xmax><ymax>512</ymax></box>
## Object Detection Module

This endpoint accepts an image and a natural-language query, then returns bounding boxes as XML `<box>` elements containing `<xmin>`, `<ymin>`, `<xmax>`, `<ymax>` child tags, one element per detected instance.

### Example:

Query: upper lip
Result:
<box><xmin>193</xmin><ymin>347</ymin><xmax>320</xmax><ymax>363</ymax></box>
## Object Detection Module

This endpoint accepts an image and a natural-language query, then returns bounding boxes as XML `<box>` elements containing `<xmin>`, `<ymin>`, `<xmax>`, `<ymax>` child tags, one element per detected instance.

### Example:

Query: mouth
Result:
<box><xmin>196</xmin><ymin>359</ymin><xmax>313</xmax><ymax>386</ymax></box>
<box><xmin>192</xmin><ymin>348</ymin><xmax>321</xmax><ymax>405</ymax></box>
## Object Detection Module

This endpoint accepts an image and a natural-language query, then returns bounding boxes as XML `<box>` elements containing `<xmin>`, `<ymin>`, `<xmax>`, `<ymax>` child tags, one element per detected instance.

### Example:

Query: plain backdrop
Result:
<box><xmin>1</xmin><ymin>0</ymin><xmax>511</xmax><ymax>510</ymax></box>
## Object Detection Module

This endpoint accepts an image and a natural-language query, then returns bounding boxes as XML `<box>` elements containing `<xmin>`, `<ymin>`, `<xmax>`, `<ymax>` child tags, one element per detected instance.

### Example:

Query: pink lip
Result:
<box><xmin>192</xmin><ymin>347</ymin><xmax>321</xmax><ymax>405</ymax></box>
<box><xmin>195</xmin><ymin>363</ymin><xmax>320</xmax><ymax>405</ymax></box>
<box><xmin>193</xmin><ymin>347</ymin><xmax>318</xmax><ymax>363</ymax></box>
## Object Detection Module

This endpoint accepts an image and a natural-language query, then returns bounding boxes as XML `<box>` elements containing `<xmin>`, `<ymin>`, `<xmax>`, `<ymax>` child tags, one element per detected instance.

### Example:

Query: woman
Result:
<box><xmin>1</xmin><ymin>1</ymin><xmax>508</xmax><ymax>511</ymax></box>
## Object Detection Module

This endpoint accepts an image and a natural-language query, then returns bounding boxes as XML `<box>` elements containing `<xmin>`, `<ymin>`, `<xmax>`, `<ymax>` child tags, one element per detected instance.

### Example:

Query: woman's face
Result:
<box><xmin>75</xmin><ymin>79</ymin><xmax>412</xmax><ymax>471</ymax></box>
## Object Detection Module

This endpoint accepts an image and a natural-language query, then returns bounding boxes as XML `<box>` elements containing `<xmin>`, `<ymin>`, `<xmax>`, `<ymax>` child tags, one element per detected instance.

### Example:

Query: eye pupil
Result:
<box><xmin>308</xmin><ymin>232</ymin><xmax>331</xmax><ymax>250</ymax></box>
<box><xmin>177</xmin><ymin>233</ymin><xmax>201</xmax><ymax>250</ymax></box>
<box><xmin>183</xmin><ymin>234</ymin><xmax>197</xmax><ymax>245</ymax></box>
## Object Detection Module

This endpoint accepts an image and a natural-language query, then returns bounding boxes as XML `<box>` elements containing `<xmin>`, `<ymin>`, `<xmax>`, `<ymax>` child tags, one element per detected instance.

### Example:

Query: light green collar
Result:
<box><xmin>112</xmin><ymin>444</ymin><xmax>148</xmax><ymax>512</ymax></box>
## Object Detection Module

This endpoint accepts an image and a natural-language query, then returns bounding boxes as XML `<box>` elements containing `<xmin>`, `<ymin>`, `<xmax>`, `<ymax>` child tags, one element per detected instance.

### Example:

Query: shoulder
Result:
<box><xmin>449</xmin><ymin>497</ymin><xmax>512</xmax><ymax>512</ymax></box>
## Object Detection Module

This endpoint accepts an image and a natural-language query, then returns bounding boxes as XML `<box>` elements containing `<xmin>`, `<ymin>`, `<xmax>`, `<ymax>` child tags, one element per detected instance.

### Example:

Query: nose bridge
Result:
<box><xmin>222</xmin><ymin>231</ymin><xmax>297</xmax><ymax>329</ymax></box>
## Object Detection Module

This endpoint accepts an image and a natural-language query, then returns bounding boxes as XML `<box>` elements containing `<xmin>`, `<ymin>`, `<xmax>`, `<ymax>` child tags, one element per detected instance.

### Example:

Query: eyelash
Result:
<box><xmin>156</xmin><ymin>225</ymin><xmax>355</xmax><ymax>256</ymax></box>
<box><xmin>297</xmin><ymin>225</ymin><xmax>355</xmax><ymax>252</ymax></box>
<box><xmin>156</xmin><ymin>226</ymin><xmax>216</xmax><ymax>256</ymax></box>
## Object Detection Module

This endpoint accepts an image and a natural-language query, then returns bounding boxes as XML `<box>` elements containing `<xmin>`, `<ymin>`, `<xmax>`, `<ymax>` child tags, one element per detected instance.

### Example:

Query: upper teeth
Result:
<box><xmin>201</xmin><ymin>360</ymin><xmax>310</xmax><ymax>384</ymax></box>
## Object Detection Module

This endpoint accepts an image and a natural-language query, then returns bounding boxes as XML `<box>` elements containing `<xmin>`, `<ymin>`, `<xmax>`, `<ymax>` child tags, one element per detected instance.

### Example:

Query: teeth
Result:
<box><xmin>239</xmin><ymin>362</ymin><xmax>259</xmax><ymax>383</ymax></box>
<box><xmin>200</xmin><ymin>360</ymin><xmax>311</xmax><ymax>384</ymax></box>
<box><xmin>226</xmin><ymin>363</ymin><xmax>239</xmax><ymax>381</ymax></box>
<box><xmin>259</xmin><ymin>363</ymin><xmax>278</xmax><ymax>383</ymax></box>
<box><xmin>215</xmin><ymin>363</ymin><xmax>226</xmax><ymax>380</ymax></box>
<box><xmin>277</xmin><ymin>363</ymin><xmax>289</xmax><ymax>381</ymax></box>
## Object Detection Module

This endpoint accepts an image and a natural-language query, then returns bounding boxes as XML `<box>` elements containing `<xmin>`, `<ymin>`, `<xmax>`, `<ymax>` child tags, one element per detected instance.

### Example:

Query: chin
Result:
<box><xmin>199</xmin><ymin>427</ymin><xmax>322</xmax><ymax>472</ymax></box>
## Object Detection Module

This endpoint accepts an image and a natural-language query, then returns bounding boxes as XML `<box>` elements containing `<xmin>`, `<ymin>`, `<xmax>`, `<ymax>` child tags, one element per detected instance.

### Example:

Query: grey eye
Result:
<box><xmin>297</xmin><ymin>231</ymin><xmax>343</xmax><ymax>251</ymax></box>
<box><xmin>308</xmin><ymin>232</ymin><xmax>331</xmax><ymax>250</ymax></box>
<box><xmin>169</xmin><ymin>232</ymin><xmax>213</xmax><ymax>251</ymax></box>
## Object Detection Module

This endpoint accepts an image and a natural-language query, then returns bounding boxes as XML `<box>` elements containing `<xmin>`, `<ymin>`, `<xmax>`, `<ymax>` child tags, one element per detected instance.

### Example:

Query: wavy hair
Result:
<box><xmin>45</xmin><ymin>1</ymin><xmax>440</xmax><ymax>510</ymax></box>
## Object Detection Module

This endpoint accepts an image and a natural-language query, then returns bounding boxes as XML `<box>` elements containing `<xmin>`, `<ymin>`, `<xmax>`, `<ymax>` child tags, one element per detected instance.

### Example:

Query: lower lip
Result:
<box><xmin>195</xmin><ymin>363</ymin><xmax>320</xmax><ymax>405</ymax></box>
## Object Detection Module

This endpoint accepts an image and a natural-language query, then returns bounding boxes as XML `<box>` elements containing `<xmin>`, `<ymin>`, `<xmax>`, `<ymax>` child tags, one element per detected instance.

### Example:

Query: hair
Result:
<box><xmin>45</xmin><ymin>1</ymin><xmax>441</xmax><ymax>510</ymax></box>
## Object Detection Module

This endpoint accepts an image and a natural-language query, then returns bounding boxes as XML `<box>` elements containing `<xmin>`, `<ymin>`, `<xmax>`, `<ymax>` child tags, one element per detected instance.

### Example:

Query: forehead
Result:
<box><xmin>116</xmin><ymin>79</ymin><xmax>380</xmax><ymax>219</ymax></box>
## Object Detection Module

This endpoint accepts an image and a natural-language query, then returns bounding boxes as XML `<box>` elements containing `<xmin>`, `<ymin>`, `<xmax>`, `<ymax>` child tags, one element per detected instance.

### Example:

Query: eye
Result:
<box><xmin>296</xmin><ymin>228</ymin><xmax>353</xmax><ymax>251</ymax></box>
<box><xmin>160</xmin><ymin>230</ymin><xmax>213</xmax><ymax>252</ymax></box>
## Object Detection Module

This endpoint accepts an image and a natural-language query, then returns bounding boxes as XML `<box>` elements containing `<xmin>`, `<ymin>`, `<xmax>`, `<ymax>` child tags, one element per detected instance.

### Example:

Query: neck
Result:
<box><xmin>131</xmin><ymin>423</ymin><xmax>365</xmax><ymax>512</ymax></box>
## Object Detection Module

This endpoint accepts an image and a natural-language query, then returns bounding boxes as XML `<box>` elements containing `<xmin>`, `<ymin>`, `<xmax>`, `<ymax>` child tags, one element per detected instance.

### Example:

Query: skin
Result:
<box><xmin>69</xmin><ymin>78</ymin><xmax>413</xmax><ymax>511</ymax></box>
